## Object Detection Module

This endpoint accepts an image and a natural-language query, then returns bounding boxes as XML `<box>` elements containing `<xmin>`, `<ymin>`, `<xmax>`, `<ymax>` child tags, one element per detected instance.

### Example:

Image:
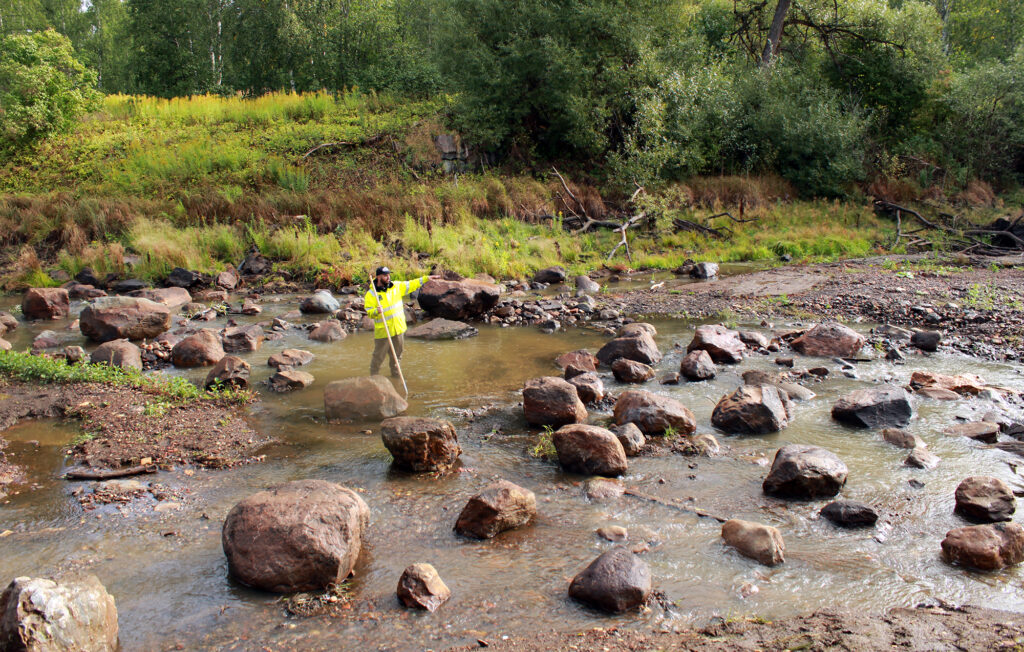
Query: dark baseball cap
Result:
<box><xmin>375</xmin><ymin>266</ymin><xmax>391</xmax><ymax>276</ymax></box>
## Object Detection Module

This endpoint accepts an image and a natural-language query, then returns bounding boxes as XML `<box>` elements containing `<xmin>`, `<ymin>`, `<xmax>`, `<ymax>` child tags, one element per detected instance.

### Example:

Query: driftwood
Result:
<box><xmin>875</xmin><ymin>200</ymin><xmax>1024</xmax><ymax>256</ymax></box>
<box><xmin>63</xmin><ymin>464</ymin><xmax>158</xmax><ymax>481</ymax></box>
<box><xmin>624</xmin><ymin>487</ymin><xmax>728</xmax><ymax>523</ymax></box>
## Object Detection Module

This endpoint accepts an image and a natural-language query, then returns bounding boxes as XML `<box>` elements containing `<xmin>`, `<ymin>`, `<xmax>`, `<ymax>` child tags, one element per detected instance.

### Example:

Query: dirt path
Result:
<box><xmin>451</xmin><ymin>605</ymin><xmax>1024</xmax><ymax>651</ymax></box>
<box><xmin>605</xmin><ymin>259</ymin><xmax>1024</xmax><ymax>361</ymax></box>
<box><xmin>0</xmin><ymin>379</ymin><xmax>270</xmax><ymax>493</ymax></box>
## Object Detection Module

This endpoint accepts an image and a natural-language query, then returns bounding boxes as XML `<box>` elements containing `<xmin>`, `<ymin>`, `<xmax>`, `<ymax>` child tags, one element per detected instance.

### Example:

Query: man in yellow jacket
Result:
<box><xmin>365</xmin><ymin>266</ymin><xmax>439</xmax><ymax>376</ymax></box>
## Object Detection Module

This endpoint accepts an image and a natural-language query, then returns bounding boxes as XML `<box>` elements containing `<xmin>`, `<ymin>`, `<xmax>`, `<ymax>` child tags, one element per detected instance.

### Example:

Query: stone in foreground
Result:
<box><xmin>680</xmin><ymin>349</ymin><xmax>716</xmax><ymax>381</ymax></box>
<box><xmin>552</xmin><ymin>424</ymin><xmax>627</xmax><ymax>477</ymax></box>
<box><xmin>954</xmin><ymin>476</ymin><xmax>1015</xmax><ymax>523</ymax></box>
<box><xmin>22</xmin><ymin>288</ymin><xmax>70</xmax><ymax>320</ymax></box>
<box><xmin>90</xmin><ymin>339</ymin><xmax>142</xmax><ymax>372</ymax></box>
<box><xmin>568</xmin><ymin>547</ymin><xmax>651</xmax><ymax>613</ymax></box>
<box><xmin>763</xmin><ymin>444</ymin><xmax>848</xmax><ymax>499</ymax></box>
<box><xmin>0</xmin><ymin>573</ymin><xmax>118</xmax><ymax>652</ymax></box>
<box><xmin>417</xmin><ymin>279</ymin><xmax>501</xmax><ymax>320</ymax></box>
<box><xmin>567</xmin><ymin>372</ymin><xmax>604</xmax><ymax>404</ymax></box>
<box><xmin>612</xmin><ymin>390</ymin><xmax>696</xmax><ymax>437</ymax></box>
<box><xmin>268</xmin><ymin>369</ymin><xmax>315</xmax><ymax>392</ymax></box>
<box><xmin>267</xmin><ymin>349</ymin><xmax>314</xmax><ymax>369</ymax></box>
<box><xmin>80</xmin><ymin>296</ymin><xmax>171</xmax><ymax>342</ymax></box>
<box><xmin>687</xmin><ymin>325</ymin><xmax>745</xmax><ymax>364</ymax></box>
<box><xmin>171</xmin><ymin>330</ymin><xmax>225</xmax><ymax>367</ymax></box>
<box><xmin>455</xmin><ymin>480</ymin><xmax>537</xmax><ymax>539</ymax></box>
<box><xmin>381</xmin><ymin>417</ymin><xmax>461</xmax><ymax>473</ymax></box>
<box><xmin>397</xmin><ymin>564</ymin><xmax>451</xmax><ymax>612</ymax></box>
<box><xmin>941</xmin><ymin>522</ymin><xmax>1024</xmax><ymax>570</ymax></box>
<box><xmin>721</xmin><ymin>519</ymin><xmax>785</xmax><ymax>566</ymax></box>
<box><xmin>820</xmin><ymin>500</ymin><xmax>878</xmax><ymax>528</ymax></box>
<box><xmin>711</xmin><ymin>385</ymin><xmax>791</xmax><ymax>435</ymax></box>
<box><xmin>611</xmin><ymin>358</ymin><xmax>655</xmax><ymax>383</ymax></box>
<box><xmin>596</xmin><ymin>332</ymin><xmax>662</xmax><ymax>366</ymax></box>
<box><xmin>405</xmin><ymin>318</ymin><xmax>478</xmax><ymax>340</ymax></box>
<box><xmin>324</xmin><ymin>376</ymin><xmax>408</xmax><ymax>421</ymax></box>
<box><xmin>612</xmin><ymin>423</ymin><xmax>646</xmax><ymax>456</ymax></box>
<box><xmin>205</xmin><ymin>355</ymin><xmax>250</xmax><ymax>389</ymax></box>
<box><xmin>831</xmin><ymin>387</ymin><xmax>915</xmax><ymax>428</ymax></box>
<box><xmin>222</xmin><ymin>479</ymin><xmax>369</xmax><ymax>593</ymax></box>
<box><xmin>522</xmin><ymin>376</ymin><xmax>587</xmax><ymax>427</ymax></box>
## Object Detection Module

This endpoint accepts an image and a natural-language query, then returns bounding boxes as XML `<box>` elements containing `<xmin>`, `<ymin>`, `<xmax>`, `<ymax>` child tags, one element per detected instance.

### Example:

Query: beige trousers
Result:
<box><xmin>370</xmin><ymin>333</ymin><xmax>404</xmax><ymax>376</ymax></box>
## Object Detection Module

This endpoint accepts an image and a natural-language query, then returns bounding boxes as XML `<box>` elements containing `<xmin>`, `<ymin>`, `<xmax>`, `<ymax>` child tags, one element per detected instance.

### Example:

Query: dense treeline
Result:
<box><xmin>1</xmin><ymin>0</ymin><xmax>1022</xmax><ymax>195</ymax></box>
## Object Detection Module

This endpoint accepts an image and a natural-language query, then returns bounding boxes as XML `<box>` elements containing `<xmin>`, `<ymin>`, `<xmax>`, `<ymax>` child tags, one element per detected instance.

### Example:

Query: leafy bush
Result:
<box><xmin>0</xmin><ymin>30</ymin><xmax>101</xmax><ymax>150</ymax></box>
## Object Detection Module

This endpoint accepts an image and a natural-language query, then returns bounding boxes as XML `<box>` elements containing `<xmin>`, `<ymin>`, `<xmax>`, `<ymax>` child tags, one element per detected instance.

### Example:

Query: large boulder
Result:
<box><xmin>522</xmin><ymin>377</ymin><xmax>587</xmax><ymax>427</ymax></box>
<box><xmin>831</xmin><ymin>387</ymin><xmax>915</xmax><ymax>428</ymax></box>
<box><xmin>222</xmin><ymin>480</ymin><xmax>369</xmax><ymax>593</ymax></box>
<box><xmin>612</xmin><ymin>390</ymin><xmax>695</xmax><ymax>437</ymax></box>
<box><xmin>455</xmin><ymin>480</ymin><xmax>537</xmax><ymax>539</ymax></box>
<box><xmin>90</xmin><ymin>339</ymin><xmax>142</xmax><ymax>372</ymax></box>
<box><xmin>711</xmin><ymin>385</ymin><xmax>792</xmax><ymax>435</ymax></box>
<box><xmin>820</xmin><ymin>500</ymin><xmax>878</xmax><ymax>528</ymax></box>
<box><xmin>909</xmin><ymin>371</ymin><xmax>987</xmax><ymax>397</ymax></box>
<box><xmin>309</xmin><ymin>320</ymin><xmax>346</xmax><ymax>342</ymax></box>
<box><xmin>791</xmin><ymin>322</ymin><xmax>865</xmax><ymax>358</ymax></box>
<box><xmin>533</xmin><ymin>266</ymin><xmax>566</xmax><ymax>284</ymax></box>
<box><xmin>955</xmin><ymin>477</ymin><xmax>1015</xmax><ymax>523</ymax></box>
<box><xmin>687</xmin><ymin>325</ymin><xmax>745</xmax><ymax>364</ymax></box>
<box><xmin>763</xmin><ymin>444</ymin><xmax>848</xmax><ymax>499</ymax></box>
<box><xmin>397</xmin><ymin>564</ymin><xmax>451</xmax><ymax>612</ymax></box>
<box><xmin>568</xmin><ymin>372</ymin><xmax>604</xmax><ymax>404</ymax></box>
<box><xmin>324</xmin><ymin>376</ymin><xmax>408</xmax><ymax>421</ymax></box>
<box><xmin>205</xmin><ymin>355</ymin><xmax>250</xmax><ymax>389</ymax></box>
<box><xmin>721</xmin><ymin>519</ymin><xmax>785</xmax><ymax>566</ymax></box>
<box><xmin>300</xmin><ymin>290</ymin><xmax>341</xmax><ymax>314</ymax></box>
<box><xmin>941</xmin><ymin>522</ymin><xmax>1024</xmax><ymax>570</ymax></box>
<box><xmin>381</xmin><ymin>417</ymin><xmax>462</xmax><ymax>473</ymax></box>
<box><xmin>80</xmin><ymin>296</ymin><xmax>171</xmax><ymax>342</ymax></box>
<box><xmin>611</xmin><ymin>358</ymin><xmax>654</xmax><ymax>383</ymax></box>
<box><xmin>268</xmin><ymin>349</ymin><xmax>314</xmax><ymax>369</ymax></box>
<box><xmin>552</xmin><ymin>424</ymin><xmax>628</xmax><ymax>477</ymax></box>
<box><xmin>128</xmin><ymin>287</ymin><xmax>192</xmax><ymax>308</ymax></box>
<box><xmin>568</xmin><ymin>547</ymin><xmax>651</xmax><ymax>613</ymax></box>
<box><xmin>22</xmin><ymin>288</ymin><xmax>70</xmax><ymax>320</ymax></box>
<box><xmin>596</xmin><ymin>332</ymin><xmax>661</xmax><ymax>366</ymax></box>
<box><xmin>417</xmin><ymin>279</ymin><xmax>501</xmax><ymax>320</ymax></box>
<box><xmin>405</xmin><ymin>318</ymin><xmax>478</xmax><ymax>340</ymax></box>
<box><xmin>0</xmin><ymin>573</ymin><xmax>119</xmax><ymax>652</ymax></box>
<box><xmin>171</xmin><ymin>330</ymin><xmax>225</xmax><ymax>367</ymax></box>
<box><xmin>222</xmin><ymin>324</ymin><xmax>264</xmax><ymax>353</ymax></box>
<box><xmin>680</xmin><ymin>349</ymin><xmax>716</xmax><ymax>381</ymax></box>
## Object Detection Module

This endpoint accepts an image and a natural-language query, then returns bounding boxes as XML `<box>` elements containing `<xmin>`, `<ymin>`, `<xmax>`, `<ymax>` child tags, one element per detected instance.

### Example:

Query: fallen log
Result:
<box><xmin>63</xmin><ymin>464</ymin><xmax>158</xmax><ymax>481</ymax></box>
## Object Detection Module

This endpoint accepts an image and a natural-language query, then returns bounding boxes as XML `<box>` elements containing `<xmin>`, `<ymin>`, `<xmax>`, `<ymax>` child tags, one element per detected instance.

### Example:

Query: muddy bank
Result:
<box><xmin>603</xmin><ymin>260</ymin><xmax>1024</xmax><ymax>361</ymax></box>
<box><xmin>453</xmin><ymin>604</ymin><xmax>1024</xmax><ymax>651</ymax></box>
<box><xmin>0</xmin><ymin>379</ymin><xmax>269</xmax><ymax>484</ymax></box>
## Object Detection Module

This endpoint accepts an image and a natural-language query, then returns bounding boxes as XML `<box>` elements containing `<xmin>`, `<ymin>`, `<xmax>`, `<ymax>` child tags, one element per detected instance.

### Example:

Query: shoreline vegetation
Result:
<box><xmin>1</xmin><ymin>93</ymin><xmax>1018</xmax><ymax>293</ymax></box>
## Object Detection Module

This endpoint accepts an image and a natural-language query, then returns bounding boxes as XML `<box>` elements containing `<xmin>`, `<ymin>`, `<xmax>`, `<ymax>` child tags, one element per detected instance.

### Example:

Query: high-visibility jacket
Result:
<box><xmin>364</xmin><ymin>276</ymin><xmax>428</xmax><ymax>339</ymax></box>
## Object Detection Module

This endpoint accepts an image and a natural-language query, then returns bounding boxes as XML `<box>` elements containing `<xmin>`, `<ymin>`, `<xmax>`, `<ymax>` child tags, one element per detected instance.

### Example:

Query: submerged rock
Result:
<box><xmin>406</xmin><ymin>318</ymin><xmax>478</xmax><ymax>340</ymax></box>
<box><xmin>222</xmin><ymin>479</ymin><xmax>369</xmax><ymax>593</ymax></box>
<box><xmin>324</xmin><ymin>376</ymin><xmax>408</xmax><ymax>421</ymax></box>
<box><xmin>687</xmin><ymin>325</ymin><xmax>744</xmax><ymax>364</ymax></box>
<box><xmin>381</xmin><ymin>417</ymin><xmax>461</xmax><ymax>473</ymax></box>
<box><xmin>831</xmin><ymin>387</ymin><xmax>915</xmax><ymax>428</ymax></box>
<box><xmin>882</xmin><ymin>428</ymin><xmax>923</xmax><ymax>449</ymax></box>
<box><xmin>523</xmin><ymin>377</ymin><xmax>587</xmax><ymax>427</ymax></box>
<box><xmin>397</xmin><ymin>564</ymin><xmax>451</xmax><ymax>612</ymax></box>
<box><xmin>268</xmin><ymin>369</ymin><xmax>314</xmax><ymax>392</ymax></box>
<box><xmin>568</xmin><ymin>547</ymin><xmax>651</xmax><ymax>613</ymax></box>
<box><xmin>904</xmin><ymin>447</ymin><xmax>941</xmax><ymax>469</ymax></box>
<box><xmin>267</xmin><ymin>349</ymin><xmax>314</xmax><ymax>369</ymax></box>
<box><xmin>955</xmin><ymin>476</ymin><xmax>1015</xmax><ymax>523</ymax></box>
<box><xmin>945</xmin><ymin>422</ymin><xmax>1000</xmax><ymax>443</ymax></box>
<box><xmin>763</xmin><ymin>444</ymin><xmax>848</xmax><ymax>499</ymax></box>
<box><xmin>820</xmin><ymin>500</ymin><xmax>878</xmax><ymax>528</ymax></box>
<box><xmin>613</xmin><ymin>390</ymin><xmax>696</xmax><ymax>437</ymax></box>
<box><xmin>711</xmin><ymin>385</ymin><xmax>792</xmax><ymax>435</ymax></box>
<box><xmin>941</xmin><ymin>522</ymin><xmax>1024</xmax><ymax>570</ymax></box>
<box><xmin>455</xmin><ymin>480</ymin><xmax>536</xmax><ymax>539</ymax></box>
<box><xmin>553</xmin><ymin>424</ymin><xmax>627</xmax><ymax>477</ymax></box>
<box><xmin>0</xmin><ymin>573</ymin><xmax>119</xmax><ymax>652</ymax></box>
<box><xmin>721</xmin><ymin>519</ymin><xmax>785</xmax><ymax>565</ymax></box>
<box><xmin>555</xmin><ymin>350</ymin><xmax>598</xmax><ymax>373</ymax></box>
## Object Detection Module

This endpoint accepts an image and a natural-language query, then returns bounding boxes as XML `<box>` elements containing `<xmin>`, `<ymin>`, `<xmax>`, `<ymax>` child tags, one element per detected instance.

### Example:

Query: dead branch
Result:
<box><xmin>707</xmin><ymin>211</ymin><xmax>759</xmax><ymax>224</ymax></box>
<box><xmin>606</xmin><ymin>212</ymin><xmax>647</xmax><ymax>262</ymax></box>
<box><xmin>64</xmin><ymin>464</ymin><xmax>158</xmax><ymax>481</ymax></box>
<box><xmin>301</xmin><ymin>133</ymin><xmax>385</xmax><ymax>159</ymax></box>
<box><xmin>673</xmin><ymin>218</ymin><xmax>730</xmax><ymax>239</ymax></box>
<box><xmin>624</xmin><ymin>487</ymin><xmax>728</xmax><ymax>523</ymax></box>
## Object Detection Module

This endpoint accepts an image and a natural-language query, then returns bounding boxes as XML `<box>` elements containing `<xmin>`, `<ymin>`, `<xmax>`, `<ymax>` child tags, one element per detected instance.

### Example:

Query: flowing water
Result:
<box><xmin>1</xmin><ymin>291</ymin><xmax>1024</xmax><ymax>650</ymax></box>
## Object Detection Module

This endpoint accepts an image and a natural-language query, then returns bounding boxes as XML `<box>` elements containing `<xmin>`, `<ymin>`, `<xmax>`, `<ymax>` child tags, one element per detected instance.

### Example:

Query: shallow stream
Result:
<box><xmin>1</xmin><ymin>291</ymin><xmax>1023</xmax><ymax>650</ymax></box>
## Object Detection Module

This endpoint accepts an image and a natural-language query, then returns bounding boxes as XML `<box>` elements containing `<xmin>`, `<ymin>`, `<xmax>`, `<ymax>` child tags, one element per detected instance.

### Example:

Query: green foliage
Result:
<box><xmin>0</xmin><ymin>349</ymin><xmax>253</xmax><ymax>404</ymax></box>
<box><xmin>530</xmin><ymin>425</ymin><xmax>557</xmax><ymax>460</ymax></box>
<box><xmin>0</xmin><ymin>29</ymin><xmax>100</xmax><ymax>150</ymax></box>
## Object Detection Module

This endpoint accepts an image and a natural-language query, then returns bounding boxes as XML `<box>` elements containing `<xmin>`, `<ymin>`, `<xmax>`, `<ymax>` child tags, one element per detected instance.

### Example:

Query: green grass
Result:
<box><xmin>530</xmin><ymin>426</ymin><xmax>557</xmax><ymax>460</ymax></box>
<box><xmin>0</xmin><ymin>350</ymin><xmax>252</xmax><ymax>404</ymax></box>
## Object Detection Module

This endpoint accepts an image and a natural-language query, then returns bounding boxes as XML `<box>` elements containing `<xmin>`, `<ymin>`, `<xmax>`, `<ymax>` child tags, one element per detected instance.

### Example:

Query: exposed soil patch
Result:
<box><xmin>452</xmin><ymin>604</ymin><xmax>1024</xmax><ymax>651</ymax></box>
<box><xmin>605</xmin><ymin>260</ymin><xmax>1024</xmax><ymax>361</ymax></box>
<box><xmin>0</xmin><ymin>379</ymin><xmax>270</xmax><ymax>490</ymax></box>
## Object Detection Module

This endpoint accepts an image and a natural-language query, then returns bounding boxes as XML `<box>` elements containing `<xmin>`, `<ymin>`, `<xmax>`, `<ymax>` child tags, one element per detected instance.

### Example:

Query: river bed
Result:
<box><xmin>1</xmin><ymin>291</ymin><xmax>1023</xmax><ymax>650</ymax></box>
